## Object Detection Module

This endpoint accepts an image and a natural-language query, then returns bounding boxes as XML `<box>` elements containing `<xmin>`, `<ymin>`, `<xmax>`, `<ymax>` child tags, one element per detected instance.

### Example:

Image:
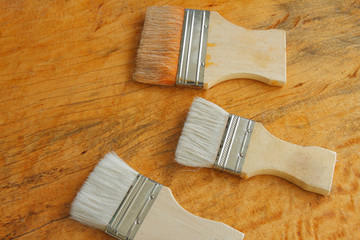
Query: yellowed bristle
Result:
<box><xmin>133</xmin><ymin>6</ymin><xmax>185</xmax><ymax>86</ymax></box>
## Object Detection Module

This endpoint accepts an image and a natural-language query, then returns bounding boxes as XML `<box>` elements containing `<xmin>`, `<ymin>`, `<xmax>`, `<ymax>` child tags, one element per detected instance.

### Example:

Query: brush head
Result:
<box><xmin>70</xmin><ymin>152</ymin><xmax>138</xmax><ymax>231</ymax></box>
<box><xmin>133</xmin><ymin>6</ymin><xmax>185</xmax><ymax>86</ymax></box>
<box><xmin>175</xmin><ymin>97</ymin><xmax>230</xmax><ymax>168</ymax></box>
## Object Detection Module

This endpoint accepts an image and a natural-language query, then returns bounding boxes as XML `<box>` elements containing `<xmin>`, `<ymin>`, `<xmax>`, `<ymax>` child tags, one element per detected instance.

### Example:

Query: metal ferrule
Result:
<box><xmin>214</xmin><ymin>114</ymin><xmax>255</xmax><ymax>175</ymax></box>
<box><xmin>176</xmin><ymin>8</ymin><xmax>210</xmax><ymax>88</ymax></box>
<box><xmin>105</xmin><ymin>175</ymin><xmax>162</xmax><ymax>240</ymax></box>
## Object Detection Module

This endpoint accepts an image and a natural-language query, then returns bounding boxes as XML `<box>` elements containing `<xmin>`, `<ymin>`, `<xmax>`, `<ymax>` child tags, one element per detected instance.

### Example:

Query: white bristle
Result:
<box><xmin>175</xmin><ymin>97</ymin><xmax>230</xmax><ymax>168</ymax></box>
<box><xmin>70</xmin><ymin>152</ymin><xmax>138</xmax><ymax>230</ymax></box>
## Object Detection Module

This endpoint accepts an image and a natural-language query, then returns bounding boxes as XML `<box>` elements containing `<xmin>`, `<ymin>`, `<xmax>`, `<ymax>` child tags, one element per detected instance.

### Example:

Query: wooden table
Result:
<box><xmin>1</xmin><ymin>0</ymin><xmax>359</xmax><ymax>239</ymax></box>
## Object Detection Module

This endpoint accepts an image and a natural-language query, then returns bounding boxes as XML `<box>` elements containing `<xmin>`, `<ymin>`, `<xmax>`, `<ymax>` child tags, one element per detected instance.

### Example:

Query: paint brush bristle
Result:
<box><xmin>70</xmin><ymin>152</ymin><xmax>138</xmax><ymax>230</ymax></box>
<box><xmin>133</xmin><ymin>6</ymin><xmax>184</xmax><ymax>86</ymax></box>
<box><xmin>175</xmin><ymin>97</ymin><xmax>229</xmax><ymax>168</ymax></box>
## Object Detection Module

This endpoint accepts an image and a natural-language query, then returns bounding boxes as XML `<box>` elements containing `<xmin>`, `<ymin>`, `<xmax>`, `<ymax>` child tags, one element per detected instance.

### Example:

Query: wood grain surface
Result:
<box><xmin>0</xmin><ymin>0</ymin><xmax>359</xmax><ymax>239</ymax></box>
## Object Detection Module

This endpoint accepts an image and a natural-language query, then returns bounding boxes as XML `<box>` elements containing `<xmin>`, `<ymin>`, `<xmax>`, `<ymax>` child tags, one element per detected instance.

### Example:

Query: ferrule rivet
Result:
<box><xmin>201</xmin><ymin>62</ymin><xmax>205</xmax><ymax>66</ymax></box>
<box><xmin>240</xmin><ymin>153</ymin><xmax>244</xmax><ymax>157</ymax></box>
<box><xmin>247</xmin><ymin>129</ymin><xmax>251</xmax><ymax>133</ymax></box>
<box><xmin>149</xmin><ymin>195</ymin><xmax>155</xmax><ymax>200</ymax></box>
<box><xmin>135</xmin><ymin>219</ymin><xmax>141</xmax><ymax>224</ymax></box>
<box><xmin>204</xmin><ymin>25</ymin><xmax>208</xmax><ymax>28</ymax></box>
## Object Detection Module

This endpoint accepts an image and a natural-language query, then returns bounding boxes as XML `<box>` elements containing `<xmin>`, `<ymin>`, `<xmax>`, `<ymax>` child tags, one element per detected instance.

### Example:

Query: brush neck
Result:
<box><xmin>203</xmin><ymin>11</ymin><xmax>286</xmax><ymax>89</ymax></box>
<box><xmin>240</xmin><ymin>123</ymin><xmax>336</xmax><ymax>195</ymax></box>
<box><xmin>134</xmin><ymin>187</ymin><xmax>244</xmax><ymax>240</ymax></box>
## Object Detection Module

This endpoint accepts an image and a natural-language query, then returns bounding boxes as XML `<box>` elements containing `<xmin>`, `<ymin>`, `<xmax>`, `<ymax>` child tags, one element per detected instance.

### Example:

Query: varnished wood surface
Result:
<box><xmin>0</xmin><ymin>0</ymin><xmax>359</xmax><ymax>239</ymax></box>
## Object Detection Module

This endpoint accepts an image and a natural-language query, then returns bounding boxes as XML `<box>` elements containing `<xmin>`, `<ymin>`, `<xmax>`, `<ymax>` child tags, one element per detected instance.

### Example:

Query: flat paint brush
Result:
<box><xmin>134</xmin><ymin>6</ymin><xmax>286</xmax><ymax>89</ymax></box>
<box><xmin>71</xmin><ymin>152</ymin><xmax>244</xmax><ymax>240</ymax></box>
<box><xmin>175</xmin><ymin>98</ymin><xmax>337</xmax><ymax>195</ymax></box>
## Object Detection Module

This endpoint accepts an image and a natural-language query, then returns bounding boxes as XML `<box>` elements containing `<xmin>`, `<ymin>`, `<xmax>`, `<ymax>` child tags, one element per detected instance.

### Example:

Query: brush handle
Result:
<box><xmin>240</xmin><ymin>123</ymin><xmax>336</xmax><ymax>195</ymax></box>
<box><xmin>134</xmin><ymin>187</ymin><xmax>244</xmax><ymax>240</ymax></box>
<box><xmin>203</xmin><ymin>11</ymin><xmax>286</xmax><ymax>89</ymax></box>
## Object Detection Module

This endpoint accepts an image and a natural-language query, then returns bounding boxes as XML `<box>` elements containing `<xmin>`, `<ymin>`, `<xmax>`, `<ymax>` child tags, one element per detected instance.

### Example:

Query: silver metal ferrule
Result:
<box><xmin>105</xmin><ymin>175</ymin><xmax>162</xmax><ymax>240</ymax></box>
<box><xmin>176</xmin><ymin>8</ymin><xmax>210</xmax><ymax>88</ymax></box>
<box><xmin>214</xmin><ymin>114</ymin><xmax>255</xmax><ymax>175</ymax></box>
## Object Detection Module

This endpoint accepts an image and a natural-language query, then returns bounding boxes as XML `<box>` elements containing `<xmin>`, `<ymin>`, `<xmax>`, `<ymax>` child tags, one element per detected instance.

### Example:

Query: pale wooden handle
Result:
<box><xmin>241</xmin><ymin>123</ymin><xmax>336</xmax><ymax>195</ymax></box>
<box><xmin>134</xmin><ymin>187</ymin><xmax>244</xmax><ymax>240</ymax></box>
<box><xmin>204</xmin><ymin>11</ymin><xmax>286</xmax><ymax>89</ymax></box>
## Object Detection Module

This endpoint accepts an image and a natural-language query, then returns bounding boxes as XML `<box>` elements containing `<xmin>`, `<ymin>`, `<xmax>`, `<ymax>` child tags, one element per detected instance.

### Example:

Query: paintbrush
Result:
<box><xmin>175</xmin><ymin>98</ymin><xmax>337</xmax><ymax>195</ymax></box>
<box><xmin>133</xmin><ymin>6</ymin><xmax>286</xmax><ymax>89</ymax></box>
<box><xmin>71</xmin><ymin>152</ymin><xmax>244</xmax><ymax>240</ymax></box>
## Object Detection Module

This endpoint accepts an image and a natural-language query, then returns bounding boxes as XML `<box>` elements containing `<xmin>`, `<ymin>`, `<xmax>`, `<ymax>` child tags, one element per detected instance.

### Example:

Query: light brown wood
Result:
<box><xmin>135</xmin><ymin>187</ymin><xmax>244</xmax><ymax>240</ymax></box>
<box><xmin>241</xmin><ymin>123</ymin><xmax>336</xmax><ymax>195</ymax></box>
<box><xmin>204</xmin><ymin>11</ymin><xmax>286</xmax><ymax>89</ymax></box>
<box><xmin>1</xmin><ymin>0</ymin><xmax>359</xmax><ymax>240</ymax></box>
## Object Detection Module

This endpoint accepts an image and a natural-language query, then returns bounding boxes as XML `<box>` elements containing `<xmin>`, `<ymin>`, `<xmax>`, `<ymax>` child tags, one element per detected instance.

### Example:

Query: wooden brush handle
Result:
<box><xmin>241</xmin><ymin>123</ymin><xmax>336</xmax><ymax>195</ymax></box>
<box><xmin>204</xmin><ymin>11</ymin><xmax>286</xmax><ymax>89</ymax></box>
<box><xmin>135</xmin><ymin>187</ymin><xmax>244</xmax><ymax>240</ymax></box>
